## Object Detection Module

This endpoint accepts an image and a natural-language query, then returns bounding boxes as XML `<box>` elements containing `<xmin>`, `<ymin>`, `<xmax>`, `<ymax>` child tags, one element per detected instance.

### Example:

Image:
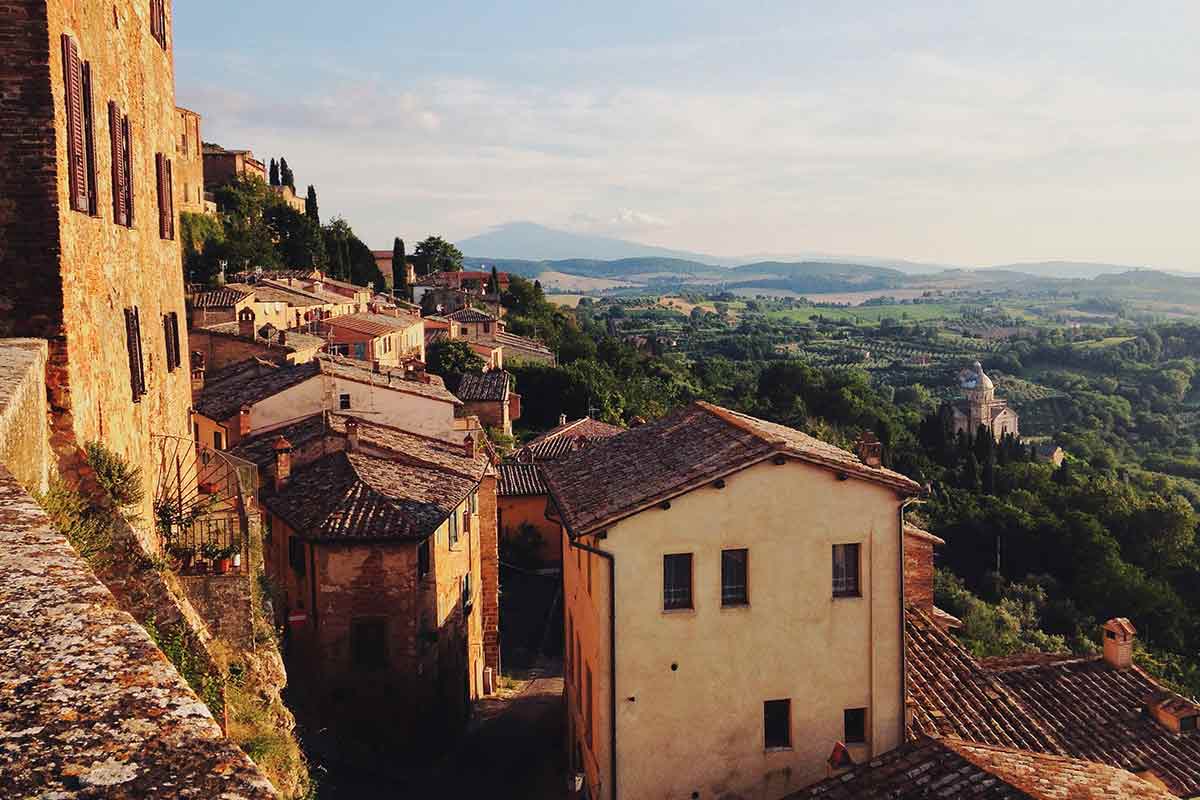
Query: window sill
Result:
<box><xmin>721</xmin><ymin>601</ymin><xmax>750</xmax><ymax>610</ymax></box>
<box><xmin>764</xmin><ymin>746</ymin><xmax>793</xmax><ymax>754</ymax></box>
<box><xmin>661</xmin><ymin>607</ymin><xmax>695</xmax><ymax>616</ymax></box>
<box><xmin>833</xmin><ymin>592</ymin><xmax>863</xmax><ymax>600</ymax></box>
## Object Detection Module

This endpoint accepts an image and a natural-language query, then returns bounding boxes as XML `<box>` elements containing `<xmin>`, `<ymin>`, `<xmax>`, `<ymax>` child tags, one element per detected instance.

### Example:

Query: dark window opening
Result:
<box><xmin>418</xmin><ymin>538</ymin><xmax>430</xmax><ymax>579</ymax></box>
<box><xmin>212</xmin><ymin>430</ymin><xmax>223</xmax><ymax>450</ymax></box>
<box><xmin>833</xmin><ymin>543</ymin><xmax>861</xmax><ymax>597</ymax></box>
<box><xmin>108</xmin><ymin>101</ymin><xmax>133</xmax><ymax>226</ymax></box>
<box><xmin>764</xmin><ymin>699</ymin><xmax>791</xmax><ymax>749</ymax></box>
<box><xmin>288</xmin><ymin>536</ymin><xmax>306</xmax><ymax>576</ymax></box>
<box><xmin>663</xmin><ymin>553</ymin><xmax>693</xmax><ymax>610</ymax></box>
<box><xmin>155</xmin><ymin>153</ymin><xmax>174</xmax><ymax>239</ymax></box>
<box><xmin>351</xmin><ymin>618</ymin><xmax>386</xmax><ymax>669</ymax></box>
<box><xmin>339</xmin><ymin>393</ymin><xmax>351</xmax><ymax>410</ymax></box>
<box><xmin>449</xmin><ymin>511</ymin><xmax>459</xmax><ymax>547</ymax></box>
<box><xmin>721</xmin><ymin>548</ymin><xmax>749</xmax><ymax>606</ymax></box>
<box><xmin>844</xmin><ymin>708</ymin><xmax>867</xmax><ymax>744</ymax></box>
<box><xmin>1182</xmin><ymin>715</ymin><xmax>1198</xmax><ymax>732</ymax></box>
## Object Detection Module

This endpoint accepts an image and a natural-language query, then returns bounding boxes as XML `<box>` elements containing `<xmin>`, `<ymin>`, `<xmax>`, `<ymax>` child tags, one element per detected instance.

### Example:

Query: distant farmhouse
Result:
<box><xmin>943</xmin><ymin>361</ymin><xmax>1019</xmax><ymax>442</ymax></box>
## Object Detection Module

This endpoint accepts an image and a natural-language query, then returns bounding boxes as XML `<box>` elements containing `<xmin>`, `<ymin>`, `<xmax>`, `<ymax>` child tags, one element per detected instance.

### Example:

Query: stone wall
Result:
<box><xmin>478</xmin><ymin>473</ymin><xmax>501</xmax><ymax>674</ymax></box>
<box><xmin>0</xmin><ymin>339</ymin><xmax>51</xmax><ymax>494</ymax></box>
<box><xmin>175</xmin><ymin>107</ymin><xmax>206</xmax><ymax>215</ymax></box>
<box><xmin>0</xmin><ymin>465</ymin><xmax>276</xmax><ymax>798</ymax></box>
<box><xmin>179</xmin><ymin>573</ymin><xmax>254</xmax><ymax>650</ymax></box>
<box><xmin>904</xmin><ymin>531</ymin><xmax>936</xmax><ymax>612</ymax></box>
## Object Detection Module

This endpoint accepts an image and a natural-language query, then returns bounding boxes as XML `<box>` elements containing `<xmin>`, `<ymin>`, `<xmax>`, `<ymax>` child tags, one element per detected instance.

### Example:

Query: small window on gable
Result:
<box><xmin>339</xmin><ymin>393</ymin><xmax>351</xmax><ymax>410</ymax></box>
<box><xmin>764</xmin><ymin>699</ymin><xmax>791</xmax><ymax>749</ymax></box>
<box><xmin>844</xmin><ymin>708</ymin><xmax>867</xmax><ymax>744</ymax></box>
<box><xmin>663</xmin><ymin>553</ymin><xmax>693</xmax><ymax>610</ymax></box>
<box><xmin>833</xmin><ymin>543</ymin><xmax>861</xmax><ymax>597</ymax></box>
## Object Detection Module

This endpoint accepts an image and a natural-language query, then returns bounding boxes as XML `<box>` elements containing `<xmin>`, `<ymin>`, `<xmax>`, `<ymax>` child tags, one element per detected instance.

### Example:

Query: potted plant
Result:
<box><xmin>200</xmin><ymin>541</ymin><xmax>222</xmax><ymax>573</ymax></box>
<box><xmin>169</xmin><ymin>543</ymin><xmax>195</xmax><ymax>572</ymax></box>
<box><xmin>214</xmin><ymin>544</ymin><xmax>235</xmax><ymax>575</ymax></box>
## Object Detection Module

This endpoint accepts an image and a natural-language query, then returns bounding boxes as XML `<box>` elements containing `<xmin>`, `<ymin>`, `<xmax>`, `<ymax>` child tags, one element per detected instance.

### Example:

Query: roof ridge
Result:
<box><xmin>692</xmin><ymin>401</ymin><xmax>790</xmax><ymax>448</ymax></box>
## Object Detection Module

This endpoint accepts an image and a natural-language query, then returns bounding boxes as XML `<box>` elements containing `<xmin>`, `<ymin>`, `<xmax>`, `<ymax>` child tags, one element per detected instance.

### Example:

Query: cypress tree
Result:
<box><xmin>392</xmin><ymin>237</ymin><xmax>408</xmax><ymax>299</ymax></box>
<box><xmin>488</xmin><ymin>265</ymin><xmax>500</xmax><ymax>295</ymax></box>
<box><xmin>305</xmin><ymin>185</ymin><xmax>320</xmax><ymax>224</ymax></box>
<box><xmin>279</xmin><ymin>157</ymin><xmax>295</xmax><ymax>190</ymax></box>
<box><xmin>269</xmin><ymin>158</ymin><xmax>280</xmax><ymax>186</ymax></box>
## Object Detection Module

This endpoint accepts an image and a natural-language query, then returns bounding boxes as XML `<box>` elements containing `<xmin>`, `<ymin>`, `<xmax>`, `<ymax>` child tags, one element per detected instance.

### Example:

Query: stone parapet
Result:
<box><xmin>0</xmin><ymin>339</ymin><xmax>51</xmax><ymax>494</ymax></box>
<box><xmin>0</xmin><ymin>465</ymin><xmax>276</xmax><ymax>798</ymax></box>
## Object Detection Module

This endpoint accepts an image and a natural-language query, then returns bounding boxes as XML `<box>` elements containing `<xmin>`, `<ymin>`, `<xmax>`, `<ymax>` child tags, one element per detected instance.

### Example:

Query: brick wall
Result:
<box><xmin>904</xmin><ymin>533</ymin><xmax>935</xmax><ymax>611</ymax></box>
<box><xmin>4</xmin><ymin>1</ymin><xmax>194</xmax><ymax>551</ymax></box>
<box><xmin>478</xmin><ymin>473</ymin><xmax>501</xmax><ymax>674</ymax></box>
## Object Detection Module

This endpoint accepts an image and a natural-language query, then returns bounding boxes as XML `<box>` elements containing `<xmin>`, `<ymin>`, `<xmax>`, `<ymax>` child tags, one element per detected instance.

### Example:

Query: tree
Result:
<box><xmin>488</xmin><ymin>266</ymin><xmax>500</xmax><ymax>295</ymax></box>
<box><xmin>322</xmin><ymin>218</ymin><xmax>384</xmax><ymax>288</ymax></box>
<box><xmin>268</xmin><ymin>158</ymin><xmax>280</xmax><ymax>186</ymax></box>
<box><xmin>427</xmin><ymin>339</ymin><xmax>485</xmax><ymax>377</ymax></box>
<box><xmin>304</xmin><ymin>185</ymin><xmax>320</xmax><ymax>224</ymax></box>
<box><xmin>279</xmin><ymin>157</ymin><xmax>295</xmax><ymax>190</ymax></box>
<box><xmin>212</xmin><ymin>175</ymin><xmax>280</xmax><ymax>272</ymax></box>
<box><xmin>265</xmin><ymin>203</ymin><xmax>325</xmax><ymax>270</ymax></box>
<box><xmin>392</xmin><ymin>237</ymin><xmax>408</xmax><ymax>299</ymax></box>
<box><xmin>414</xmin><ymin>235</ymin><xmax>463</xmax><ymax>273</ymax></box>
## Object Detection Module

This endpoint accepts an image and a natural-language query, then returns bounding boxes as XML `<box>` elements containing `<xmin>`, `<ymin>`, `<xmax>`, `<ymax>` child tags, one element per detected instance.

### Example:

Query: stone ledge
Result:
<box><xmin>0</xmin><ymin>338</ymin><xmax>51</xmax><ymax>493</ymax></box>
<box><xmin>0</xmin><ymin>466</ymin><xmax>277</xmax><ymax>798</ymax></box>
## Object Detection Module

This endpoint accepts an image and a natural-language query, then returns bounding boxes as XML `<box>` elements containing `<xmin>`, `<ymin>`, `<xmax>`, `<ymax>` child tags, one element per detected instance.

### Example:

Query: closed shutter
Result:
<box><xmin>125</xmin><ymin>308</ymin><xmax>146</xmax><ymax>401</ymax></box>
<box><xmin>122</xmin><ymin>116</ymin><xmax>134</xmax><ymax>225</ymax></box>
<box><xmin>109</xmin><ymin>102</ymin><xmax>128</xmax><ymax>225</ymax></box>
<box><xmin>165</xmin><ymin>158</ymin><xmax>175</xmax><ymax>239</ymax></box>
<box><xmin>61</xmin><ymin>35</ymin><xmax>87</xmax><ymax>212</ymax></box>
<box><xmin>155</xmin><ymin>154</ymin><xmax>168</xmax><ymax>238</ymax></box>
<box><xmin>150</xmin><ymin>0</ymin><xmax>168</xmax><ymax>49</ymax></box>
<box><xmin>171</xmin><ymin>312</ymin><xmax>181</xmax><ymax>370</ymax></box>
<box><xmin>163</xmin><ymin>312</ymin><xmax>180</xmax><ymax>371</ymax></box>
<box><xmin>81</xmin><ymin>62</ymin><xmax>98</xmax><ymax>215</ymax></box>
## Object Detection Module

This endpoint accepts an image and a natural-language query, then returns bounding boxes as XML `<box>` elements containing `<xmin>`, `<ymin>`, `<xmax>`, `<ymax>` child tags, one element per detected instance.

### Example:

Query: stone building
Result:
<box><xmin>0</xmin><ymin>0</ymin><xmax>194</xmax><ymax>544</ymax></box>
<box><xmin>544</xmin><ymin>403</ymin><xmax>923</xmax><ymax>799</ymax></box>
<box><xmin>455</xmin><ymin>370</ymin><xmax>520</xmax><ymax>436</ymax></box>
<box><xmin>321</xmin><ymin>311</ymin><xmax>425</xmax><ymax>366</ymax></box>
<box><xmin>943</xmin><ymin>361</ymin><xmax>1019</xmax><ymax>443</ymax></box>
<box><xmin>175</xmin><ymin>106</ymin><xmax>210</xmax><ymax>214</ymax></box>
<box><xmin>231</xmin><ymin>414</ymin><xmax>500</xmax><ymax>739</ymax></box>
<box><xmin>202</xmin><ymin>143</ymin><xmax>266</xmax><ymax>188</ymax></box>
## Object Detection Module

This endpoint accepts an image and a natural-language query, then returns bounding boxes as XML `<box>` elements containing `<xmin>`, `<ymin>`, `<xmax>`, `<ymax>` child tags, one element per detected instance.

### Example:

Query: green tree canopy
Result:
<box><xmin>427</xmin><ymin>339</ymin><xmax>485</xmax><ymax>377</ymax></box>
<box><xmin>304</xmin><ymin>185</ymin><xmax>319</xmax><ymax>224</ymax></box>
<box><xmin>392</xmin><ymin>237</ymin><xmax>408</xmax><ymax>298</ymax></box>
<box><xmin>414</xmin><ymin>235</ymin><xmax>463</xmax><ymax>274</ymax></box>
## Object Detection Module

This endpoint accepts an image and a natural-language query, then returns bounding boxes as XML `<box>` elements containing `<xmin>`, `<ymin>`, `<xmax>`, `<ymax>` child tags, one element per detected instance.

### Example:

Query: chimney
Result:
<box><xmin>238</xmin><ymin>404</ymin><xmax>252</xmax><ymax>438</ymax></box>
<box><xmin>345</xmin><ymin>418</ymin><xmax>361</xmax><ymax>452</ymax></box>
<box><xmin>273</xmin><ymin>437</ymin><xmax>293</xmax><ymax>491</ymax></box>
<box><xmin>238</xmin><ymin>307</ymin><xmax>256</xmax><ymax>339</ymax></box>
<box><xmin>1103</xmin><ymin>618</ymin><xmax>1136</xmax><ymax>670</ymax></box>
<box><xmin>559</xmin><ymin>413</ymin><xmax>568</xmax><ymax>426</ymax></box>
<box><xmin>464</xmin><ymin>432</ymin><xmax>476</xmax><ymax>460</ymax></box>
<box><xmin>856</xmin><ymin>431</ymin><xmax>882</xmax><ymax>468</ymax></box>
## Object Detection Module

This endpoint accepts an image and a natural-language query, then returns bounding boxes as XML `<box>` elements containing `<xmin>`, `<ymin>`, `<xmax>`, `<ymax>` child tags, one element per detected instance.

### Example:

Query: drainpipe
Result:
<box><xmin>898</xmin><ymin>494</ymin><xmax>920</xmax><ymax>744</ymax></box>
<box><xmin>568</xmin><ymin>533</ymin><xmax>617</xmax><ymax>800</ymax></box>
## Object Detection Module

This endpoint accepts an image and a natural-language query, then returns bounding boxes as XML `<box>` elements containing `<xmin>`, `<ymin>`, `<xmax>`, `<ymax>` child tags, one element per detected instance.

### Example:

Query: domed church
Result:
<box><xmin>944</xmin><ymin>361</ymin><xmax>1019</xmax><ymax>442</ymax></box>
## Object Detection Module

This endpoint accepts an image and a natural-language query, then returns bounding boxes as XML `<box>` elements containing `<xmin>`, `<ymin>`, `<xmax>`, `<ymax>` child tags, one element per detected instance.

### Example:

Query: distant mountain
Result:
<box><xmin>457</xmin><ymin>222</ymin><xmax>726</xmax><ymax>264</ymax></box>
<box><xmin>734</xmin><ymin>253</ymin><xmax>956</xmax><ymax>275</ymax></box>
<box><xmin>733</xmin><ymin>261</ymin><xmax>904</xmax><ymax>281</ymax></box>
<box><xmin>463</xmin><ymin>256</ymin><xmax>717</xmax><ymax>279</ymax></box>
<box><xmin>982</xmin><ymin>261</ymin><xmax>1151</xmax><ymax>280</ymax></box>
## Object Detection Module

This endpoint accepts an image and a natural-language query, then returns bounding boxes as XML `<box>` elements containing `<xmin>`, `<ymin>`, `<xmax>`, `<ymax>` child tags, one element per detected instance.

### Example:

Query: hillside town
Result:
<box><xmin>2</xmin><ymin>3</ymin><xmax>1199</xmax><ymax>800</ymax></box>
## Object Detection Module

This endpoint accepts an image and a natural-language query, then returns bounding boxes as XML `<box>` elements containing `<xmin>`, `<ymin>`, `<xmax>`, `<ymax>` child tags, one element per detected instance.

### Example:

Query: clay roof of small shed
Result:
<box><xmin>265</xmin><ymin>450</ymin><xmax>475</xmax><ymax>541</ymax></box>
<box><xmin>542</xmin><ymin>402</ymin><xmax>921</xmax><ymax>535</ymax></box>
<box><xmin>798</xmin><ymin>736</ymin><xmax>1179</xmax><ymax>800</ymax></box>
<box><xmin>455</xmin><ymin>371</ymin><xmax>510</xmax><ymax>402</ymax></box>
<box><xmin>498</xmin><ymin>463</ymin><xmax>548</xmax><ymax>497</ymax></box>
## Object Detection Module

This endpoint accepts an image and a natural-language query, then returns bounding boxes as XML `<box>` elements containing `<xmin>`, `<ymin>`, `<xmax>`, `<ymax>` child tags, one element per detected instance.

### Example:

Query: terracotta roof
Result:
<box><xmin>455</xmin><ymin>371</ymin><xmax>510</xmax><ymax>402</ymax></box>
<box><xmin>445</xmin><ymin>307</ymin><xmax>499</xmax><ymax>324</ymax></box>
<box><xmin>191</xmin><ymin>287</ymin><xmax>250</xmax><ymax>308</ymax></box>
<box><xmin>906</xmin><ymin>606</ymin><xmax>1200</xmax><ymax>797</ymax></box>
<box><xmin>234</xmin><ymin>280</ymin><xmax>325</xmax><ymax>307</ymax></box>
<box><xmin>426</xmin><ymin>329</ymin><xmax>449</xmax><ymax>346</ymax></box>
<box><xmin>904</xmin><ymin>522</ymin><xmax>946</xmax><ymax>546</ymax></box>
<box><xmin>799</xmin><ymin>736</ymin><xmax>1179</xmax><ymax>800</ymax></box>
<box><xmin>265</xmin><ymin>450</ymin><xmax>476</xmax><ymax>541</ymax></box>
<box><xmin>202</xmin><ymin>321</ymin><xmax>325</xmax><ymax>352</ymax></box>
<box><xmin>316</xmin><ymin>355</ymin><xmax>458</xmax><ymax>405</ymax></box>
<box><xmin>494</xmin><ymin>331</ymin><xmax>554</xmax><ymax>358</ymax></box>
<box><xmin>498</xmin><ymin>463</ymin><xmax>548</xmax><ymax>496</ymax></box>
<box><xmin>543</xmin><ymin>402</ymin><xmax>922</xmax><ymax>535</ymax></box>
<box><xmin>194</xmin><ymin>359</ymin><xmax>321</xmax><ymax>420</ymax></box>
<box><xmin>518</xmin><ymin>417</ymin><xmax>626</xmax><ymax>462</ymax></box>
<box><xmin>325</xmin><ymin>311</ymin><xmax>421</xmax><ymax>337</ymax></box>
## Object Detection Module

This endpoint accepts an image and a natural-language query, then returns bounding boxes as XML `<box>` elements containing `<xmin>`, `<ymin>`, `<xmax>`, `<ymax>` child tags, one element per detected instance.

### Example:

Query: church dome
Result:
<box><xmin>961</xmin><ymin>361</ymin><xmax>994</xmax><ymax>391</ymax></box>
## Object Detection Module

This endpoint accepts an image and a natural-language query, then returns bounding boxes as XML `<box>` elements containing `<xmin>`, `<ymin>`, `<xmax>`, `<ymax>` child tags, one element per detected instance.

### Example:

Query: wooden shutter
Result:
<box><xmin>162</xmin><ymin>314</ymin><xmax>174</xmax><ymax>371</ymax></box>
<box><xmin>122</xmin><ymin>116</ymin><xmax>134</xmax><ymax>225</ymax></box>
<box><xmin>150</xmin><ymin>0</ymin><xmax>168</xmax><ymax>49</ymax></box>
<box><xmin>61</xmin><ymin>35</ymin><xmax>87</xmax><ymax>212</ymax></box>
<box><xmin>155</xmin><ymin>153</ymin><xmax>167</xmax><ymax>238</ymax></box>
<box><xmin>163</xmin><ymin>312</ymin><xmax>180</xmax><ymax>371</ymax></box>
<box><xmin>81</xmin><ymin>62</ymin><xmax>98</xmax><ymax>214</ymax></box>
<box><xmin>125</xmin><ymin>308</ymin><xmax>146</xmax><ymax>400</ymax></box>
<box><xmin>165</xmin><ymin>158</ymin><xmax>175</xmax><ymax>239</ymax></box>
<box><xmin>109</xmin><ymin>102</ymin><xmax>128</xmax><ymax>225</ymax></box>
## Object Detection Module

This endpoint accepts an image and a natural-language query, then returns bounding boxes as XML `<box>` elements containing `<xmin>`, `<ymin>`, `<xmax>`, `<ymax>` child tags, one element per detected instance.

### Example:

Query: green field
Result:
<box><xmin>766</xmin><ymin>302</ymin><xmax>965</xmax><ymax>325</ymax></box>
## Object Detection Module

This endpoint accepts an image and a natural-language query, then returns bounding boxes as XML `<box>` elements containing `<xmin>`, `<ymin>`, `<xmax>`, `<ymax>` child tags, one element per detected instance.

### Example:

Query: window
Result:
<box><xmin>483</xmin><ymin>322</ymin><xmax>490</xmax><ymax>333</ymax></box>
<box><xmin>663</xmin><ymin>553</ymin><xmax>693</xmax><ymax>610</ymax></box>
<box><xmin>149</xmin><ymin>0</ymin><xmax>168</xmax><ymax>49</ymax></box>
<box><xmin>354</xmin><ymin>342</ymin><xmax>366</xmax><ymax>360</ymax></box>
<box><xmin>155</xmin><ymin>153</ymin><xmax>174</xmax><ymax>239</ymax></box>
<box><xmin>108</xmin><ymin>101</ymin><xmax>133</xmax><ymax>226</ymax></box>
<box><xmin>1182</xmin><ymin>715</ymin><xmax>1198</xmax><ymax>732</ymax></box>
<box><xmin>461</xmin><ymin>573</ymin><xmax>473</xmax><ymax>615</ymax></box>
<box><xmin>764</xmin><ymin>699</ymin><xmax>791</xmax><ymax>749</ymax></box>
<box><xmin>163</xmin><ymin>312</ymin><xmax>180</xmax><ymax>371</ymax></box>
<box><xmin>417</xmin><ymin>538</ymin><xmax>430</xmax><ymax>579</ymax></box>
<box><xmin>288</xmin><ymin>536</ymin><xmax>306</xmax><ymax>576</ymax></box>
<box><xmin>832</xmin><ymin>543</ymin><xmax>861</xmax><ymax>597</ymax></box>
<box><xmin>350</xmin><ymin>618</ymin><xmax>386</xmax><ymax>669</ymax></box>
<box><xmin>61</xmin><ymin>35</ymin><xmax>98</xmax><ymax>215</ymax></box>
<box><xmin>844</xmin><ymin>708</ymin><xmax>867</xmax><ymax>744</ymax></box>
<box><xmin>449</xmin><ymin>511</ymin><xmax>459</xmax><ymax>547</ymax></box>
<box><xmin>212</xmin><ymin>430</ymin><xmax>223</xmax><ymax>450</ymax></box>
<box><xmin>721</xmin><ymin>548</ymin><xmax>749</xmax><ymax>606</ymax></box>
<box><xmin>123</xmin><ymin>307</ymin><xmax>146</xmax><ymax>401</ymax></box>
<box><xmin>339</xmin><ymin>393</ymin><xmax>351</xmax><ymax>410</ymax></box>
<box><xmin>469</xmin><ymin>490</ymin><xmax>478</xmax><ymax>513</ymax></box>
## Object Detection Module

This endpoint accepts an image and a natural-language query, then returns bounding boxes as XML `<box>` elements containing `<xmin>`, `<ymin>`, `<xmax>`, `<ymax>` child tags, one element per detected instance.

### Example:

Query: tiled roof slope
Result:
<box><xmin>498</xmin><ymin>463</ymin><xmax>547</xmax><ymax>496</ymax></box>
<box><xmin>325</xmin><ymin>311</ymin><xmax>420</xmax><ymax>336</ymax></box>
<box><xmin>455</xmin><ymin>371</ymin><xmax>510</xmax><ymax>402</ymax></box>
<box><xmin>542</xmin><ymin>402</ymin><xmax>921</xmax><ymax>535</ymax></box>
<box><xmin>317</xmin><ymin>355</ymin><xmax>459</xmax><ymax>405</ymax></box>
<box><xmin>906</xmin><ymin>605</ymin><xmax>1062</xmax><ymax>752</ymax></box>
<box><xmin>991</xmin><ymin>658</ymin><xmax>1200</xmax><ymax>796</ymax></box>
<box><xmin>445</xmin><ymin>307</ymin><xmax>498</xmax><ymax>323</ymax></box>
<box><xmin>494</xmin><ymin>331</ymin><xmax>554</xmax><ymax>358</ymax></box>
<box><xmin>906</xmin><ymin>606</ymin><xmax>1200</xmax><ymax>797</ymax></box>
<box><xmin>799</xmin><ymin>737</ymin><xmax>1179</xmax><ymax>800</ymax></box>
<box><xmin>191</xmin><ymin>287</ymin><xmax>250</xmax><ymax>308</ymax></box>
<box><xmin>519</xmin><ymin>417</ymin><xmax>626</xmax><ymax>462</ymax></box>
<box><xmin>265</xmin><ymin>450</ymin><xmax>476</xmax><ymax>541</ymax></box>
<box><xmin>203</xmin><ymin>321</ymin><xmax>325</xmax><ymax>352</ymax></box>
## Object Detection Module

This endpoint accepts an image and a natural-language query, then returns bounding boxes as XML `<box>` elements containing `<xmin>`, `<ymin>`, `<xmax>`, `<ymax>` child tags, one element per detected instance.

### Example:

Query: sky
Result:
<box><xmin>176</xmin><ymin>1</ymin><xmax>1200</xmax><ymax>268</ymax></box>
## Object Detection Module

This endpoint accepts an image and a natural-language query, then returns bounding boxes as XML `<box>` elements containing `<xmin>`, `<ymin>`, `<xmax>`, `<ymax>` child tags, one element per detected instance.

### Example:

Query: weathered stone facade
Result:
<box><xmin>175</xmin><ymin>106</ymin><xmax>207</xmax><ymax>214</ymax></box>
<box><xmin>1</xmin><ymin>0</ymin><xmax>195</xmax><ymax>550</ymax></box>
<box><xmin>0</xmin><ymin>339</ymin><xmax>52</xmax><ymax>494</ymax></box>
<box><xmin>478</xmin><ymin>472</ymin><xmax>501</xmax><ymax>675</ymax></box>
<box><xmin>179</xmin><ymin>573</ymin><xmax>254</xmax><ymax>650</ymax></box>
